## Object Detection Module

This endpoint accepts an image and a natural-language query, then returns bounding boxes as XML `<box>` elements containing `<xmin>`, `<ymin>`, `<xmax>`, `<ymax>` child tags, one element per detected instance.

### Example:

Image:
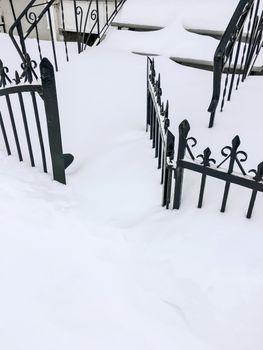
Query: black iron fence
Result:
<box><xmin>0</xmin><ymin>15</ymin><xmax>6</xmax><ymax>33</ymax></box>
<box><xmin>0</xmin><ymin>56</ymin><xmax>73</xmax><ymax>184</ymax></box>
<box><xmin>208</xmin><ymin>0</ymin><xmax>263</xmax><ymax>127</ymax></box>
<box><xmin>8</xmin><ymin>0</ymin><xmax>126</xmax><ymax>71</ymax></box>
<box><xmin>147</xmin><ymin>57</ymin><xmax>263</xmax><ymax>219</ymax></box>
<box><xmin>74</xmin><ymin>0</ymin><xmax>126</xmax><ymax>53</ymax></box>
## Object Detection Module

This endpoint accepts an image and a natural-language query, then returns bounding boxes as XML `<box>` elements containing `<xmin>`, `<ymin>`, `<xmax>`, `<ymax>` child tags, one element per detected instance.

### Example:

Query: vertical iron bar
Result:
<box><xmin>197</xmin><ymin>173</ymin><xmax>207</xmax><ymax>208</ymax></box>
<box><xmin>31</xmin><ymin>91</ymin><xmax>47</xmax><ymax>173</ymax></box>
<box><xmin>152</xmin><ymin>109</ymin><xmax>156</xmax><ymax>148</ymax></box>
<box><xmin>150</xmin><ymin>98</ymin><xmax>154</xmax><ymax>140</ymax></box>
<box><xmin>105</xmin><ymin>0</ymin><xmax>109</xmax><ymax>25</ymax></box>
<box><xmin>161</xmin><ymin>153</ymin><xmax>164</xmax><ymax>184</ymax></box>
<box><xmin>16</xmin><ymin>21</ymin><xmax>27</xmax><ymax>58</ymax></box>
<box><xmin>35</xmin><ymin>25</ymin><xmax>43</xmax><ymax>62</ymax></box>
<box><xmin>47</xmin><ymin>7</ymin><xmax>58</xmax><ymax>72</ymax></box>
<box><xmin>220</xmin><ymin>51</ymin><xmax>233</xmax><ymax>112</ymax></box>
<box><xmin>246</xmin><ymin>189</ymin><xmax>257</xmax><ymax>219</ymax></box>
<box><xmin>96</xmin><ymin>0</ymin><xmax>100</xmax><ymax>39</ymax></box>
<box><xmin>40</xmin><ymin>58</ymin><xmax>67</xmax><ymax>184</ymax></box>
<box><xmin>6</xmin><ymin>95</ymin><xmax>23</xmax><ymax>161</ymax></box>
<box><xmin>236</xmin><ymin>5</ymin><xmax>254</xmax><ymax>89</ymax></box>
<box><xmin>73</xmin><ymin>0</ymin><xmax>81</xmax><ymax>54</ymax></box>
<box><xmin>9</xmin><ymin>0</ymin><xmax>17</xmax><ymax>21</ymax></box>
<box><xmin>158</xmin><ymin>135</ymin><xmax>162</xmax><ymax>169</ymax></box>
<box><xmin>220</xmin><ymin>181</ymin><xmax>231</xmax><ymax>212</ymax></box>
<box><xmin>162</xmin><ymin>166</ymin><xmax>172</xmax><ymax>208</ymax></box>
<box><xmin>243</xmin><ymin>0</ymin><xmax>260</xmax><ymax>80</ymax></box>
<box><xmin>0</xmin><ymin>111</ymin><xmax>11</xmax><ymax>155</ymax></box>
<box><xmin>227</xmin><ymin>28</ymin><xmax>243</xmax><ymax>101</ymax></box>
<box><xmin>173</xmin><ymin>120</ymin><xmax>190</xmax><ymax>209</ymax></box>
<box><xmin>18</xmin><ymin>92</ymin><xmax>35</xmax><ymax>167</ymax></box>
<box><xmin>155</xmin><ymin>121</ymin><xmax>159</xmax><ymax>158</ymax></box>
<box><xmin>60</xmin><ymin>0</ymin><xmax>69</xmax><ymax>62</ymax></box>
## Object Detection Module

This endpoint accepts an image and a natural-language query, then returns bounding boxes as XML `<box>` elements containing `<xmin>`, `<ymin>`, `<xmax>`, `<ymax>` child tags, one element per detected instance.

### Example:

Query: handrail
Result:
<box><xmin>8</xmin><ymin>0</ymin><xmax>127</xmax><ymax>69</ymax></box>
<box><xmin>207</xmin><ymin>0</ymin><xmax>263</xmax><ymax>127</ymax></box>
<box><xmin>8</xmin><ymin>0</ymin><xmax>57</xmax><ymax>66</ymax></box>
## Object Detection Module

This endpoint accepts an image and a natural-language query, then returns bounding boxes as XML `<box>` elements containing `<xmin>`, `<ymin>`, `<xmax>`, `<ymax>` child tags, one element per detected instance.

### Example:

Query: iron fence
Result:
<box><xmin>0</xmin><ymin>15</ymin><xmax>6</xmax><ymax>33</ymax></box>
<box><xmin>0</xmin><ymin>56</ymin><xmax>73</xmax><ymax>184</ymax></box>
<box><xmin>208</xmin><ymin>0</ymin><xmax>263</xmax><ymax>127</ymax></box>
<box><xmin>147</xmin><ymin>57</ymin><xmax>263</xmax><ymax>219</ymax></box>
<box><xmin>8</xmin><ymin>0</ymin><xmax>126</xmax><ymax>71</ymax></box>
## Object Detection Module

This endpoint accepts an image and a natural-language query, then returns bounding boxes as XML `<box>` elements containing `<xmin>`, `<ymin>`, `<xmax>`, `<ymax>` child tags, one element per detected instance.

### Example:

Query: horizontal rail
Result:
<box><xmin>178</xmin><ymin>159</ymin><xmax>263</xmax><ymax>192</ymax></box>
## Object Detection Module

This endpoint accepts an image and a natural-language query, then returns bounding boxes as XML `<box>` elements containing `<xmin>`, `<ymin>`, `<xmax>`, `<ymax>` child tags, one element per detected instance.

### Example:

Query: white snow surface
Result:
<box><xmin>0</xmin><ymin>1</ymin><xmax>263</xmax><ymax>350</ymax></box>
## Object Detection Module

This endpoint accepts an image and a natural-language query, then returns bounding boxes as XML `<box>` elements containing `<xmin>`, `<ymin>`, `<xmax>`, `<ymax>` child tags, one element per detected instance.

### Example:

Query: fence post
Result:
<box><xmin>162</xmin><ymin>130</ymin><xmax>175</xmax><ymax>209</ymax></box>
<box><xmin>40</xmin><ymin>58</ymin><xmax>73</xmax><ymax>184</ymax></box>
<box><xmin>173</xmin><ymin>119</ymin><xmax>190</xmax><ymax>209</ymax></box>
<box><xmin>247</xmin><ymin>162</ymin><xmax>263</xmax><ymax>219</ymax></box>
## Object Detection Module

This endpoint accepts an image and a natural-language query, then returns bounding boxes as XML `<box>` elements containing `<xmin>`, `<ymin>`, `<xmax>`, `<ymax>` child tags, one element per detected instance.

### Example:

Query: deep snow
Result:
<box><xmin>0</xmin><ymin>1</ymin><xmax>263</xmax><ymax>350</ymax></box>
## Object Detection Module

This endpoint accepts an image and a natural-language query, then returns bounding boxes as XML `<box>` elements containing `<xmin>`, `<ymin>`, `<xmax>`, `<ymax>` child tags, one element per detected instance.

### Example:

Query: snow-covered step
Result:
<box><xmin>111</xmin><ymin>0</ymin><xmax>178</xmax><ymax>31</ymax></box>
<box><xmin>182</xmin><ymin>0</ymin><xmax>238</xmax><ymax>40</ymax></box>
<box><xmin>111</xmin><ymin>22</ymin><xmax>162</xmax><ymax>32</ymax></box>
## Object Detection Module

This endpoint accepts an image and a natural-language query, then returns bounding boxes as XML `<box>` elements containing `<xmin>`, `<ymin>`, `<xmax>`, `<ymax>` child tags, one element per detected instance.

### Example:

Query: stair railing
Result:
<box><xmin>208</xmin><ymin>0</ymin><xmax>263</xmax><ymax>127</ymax></box>
<box><xmin>8</xmin><ymin>0</ymin><xmax>126</xmax><ymax>70</ymax></box>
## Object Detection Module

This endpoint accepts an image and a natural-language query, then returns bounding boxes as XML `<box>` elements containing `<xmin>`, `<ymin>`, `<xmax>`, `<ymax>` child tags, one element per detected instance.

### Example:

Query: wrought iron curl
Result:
<box><xmin>26</xmin><ymin>10</ymin><xmax>38</xmax><ymax>24</ymax></box>
<box><xmin>91</xmin><ymin>9</ymin><xmax>98</xmax><ymax>21</ymax></box>
<box><xmin>76</xmin><ymin>5</ymin><xmax>84</xmax><ymax>31</ymax></box>
<box><xmin>186</xmin><ymin>137</ymin><xmax>197</xmax><ymax>160</ymax></box>
<box><xmin>217</xmin><ymin>136</ymin><xmax>247</xmax><ymax>175</ymax></box>
<box><xmin>76</xmin><ymin>5</ymin><xmax>84</xmax><ymax>17</ymax></box>
<box><xmin>222</xmin><ymin>145</ymin><xmax>233</xmax><ymax>157</ymax></box>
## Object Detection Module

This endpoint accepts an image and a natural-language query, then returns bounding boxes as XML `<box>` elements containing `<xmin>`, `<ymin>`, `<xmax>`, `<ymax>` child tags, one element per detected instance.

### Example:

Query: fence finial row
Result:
<box><xmin>146</xmin><ymin>56</ymin><xmax>263</xmax><ymax>219</ymax></box>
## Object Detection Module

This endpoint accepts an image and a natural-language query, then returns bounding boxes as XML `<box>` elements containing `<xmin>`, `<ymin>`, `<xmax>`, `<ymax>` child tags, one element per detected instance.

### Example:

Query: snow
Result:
<box><xmin>0</xmin><ymin>1</ymin><xmax>263</xmax><ymax>350</ymax></box>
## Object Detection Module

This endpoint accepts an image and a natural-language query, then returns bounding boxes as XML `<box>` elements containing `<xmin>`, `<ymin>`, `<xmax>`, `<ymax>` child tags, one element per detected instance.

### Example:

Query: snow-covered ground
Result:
<box><xmin>0</xmin><ymin>1</ymin><xmax>263</xmax><ymax>350</ymax></box>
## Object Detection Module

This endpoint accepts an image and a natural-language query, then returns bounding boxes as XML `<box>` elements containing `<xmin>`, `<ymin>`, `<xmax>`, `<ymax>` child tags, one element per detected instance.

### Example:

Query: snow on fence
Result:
<box><xmin>8</xmin><ymin>0</ymin><xmax>126</xmax><ymax>71</ymax></box>
<box><xmin>147</xmin><ymin>57</ymin><xmax>263</xmax><ymax>219</ymax></box>
<box><xmin>208</xmin><ymin>0</ymin><xmax>263</xmax><ymax>127</ymax></box>
<box><xmin>0</xmin><ymin>56</ymin><xmax>73</xmax><ymax>184</ymax></box>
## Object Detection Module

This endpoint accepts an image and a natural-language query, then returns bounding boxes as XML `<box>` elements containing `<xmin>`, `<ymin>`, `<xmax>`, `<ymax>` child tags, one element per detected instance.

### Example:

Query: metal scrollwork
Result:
<box><xmin>217</xmin><ymin>135</ymin><xmax>247</xmax><ymax>175</ymax></box>
<box><xmin>26</xmin><ymin>10</ymin><xmax>38</xmax><ymax>24</ymax></box>
<box><xmin>186</xmin><ymin>137</ymin><xmax>197</xmax><ymax>161</ymax></box>
<box><xmin>91</xmin><ymin>9</ymin><xmax>98</xmax><ymax>21</ymax></box>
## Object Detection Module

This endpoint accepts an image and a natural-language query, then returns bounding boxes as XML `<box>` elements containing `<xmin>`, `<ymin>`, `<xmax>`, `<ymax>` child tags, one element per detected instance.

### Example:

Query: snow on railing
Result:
<box><xmin>147</xmin><ymin>57</ymin><xmax>263</xmax><ymax>219</ymax></box>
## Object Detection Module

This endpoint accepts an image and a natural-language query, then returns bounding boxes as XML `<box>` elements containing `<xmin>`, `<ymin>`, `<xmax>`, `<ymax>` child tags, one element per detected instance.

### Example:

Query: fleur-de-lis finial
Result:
<box><xmin>156</xmin><ymin>74</ymin><xmax>162</xmax><ymax>106</ymax></box>
<box><xmin>0</xmin><ymin>59</ymin><xmax>12</xmax><ymax>88</ymax></box>
<box><xmin>20</xmin><ymin>54</ymin><xmax>38</xmax><ymax>84</ymax></box>
<box><xmin>217</xmin><ymin>135</ymin><xmax>247</xmax><ymax>175</ymax></box>
<box><xmin>197</xmin><ymin>148</ymin><xmax>216</xmax><ymax>167</ymax></box>
<box><xmin>13</xmin><ymin>71</ymin><xmax>21</xmax><ymax>85</ymax></box>
<box><xmin>164</xmin><ymin>100</ymin><xmax>170</xmax><ymax>132</ymax></box>
<box><xmin>249</xmin><ymin>162</ymin><xmax>263</xmax><ymax>182</ymax></box>
<box><xmin>150</xmin><ymin>58</ymin><xmax>155</xmax><ymax>85</ymax></box>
